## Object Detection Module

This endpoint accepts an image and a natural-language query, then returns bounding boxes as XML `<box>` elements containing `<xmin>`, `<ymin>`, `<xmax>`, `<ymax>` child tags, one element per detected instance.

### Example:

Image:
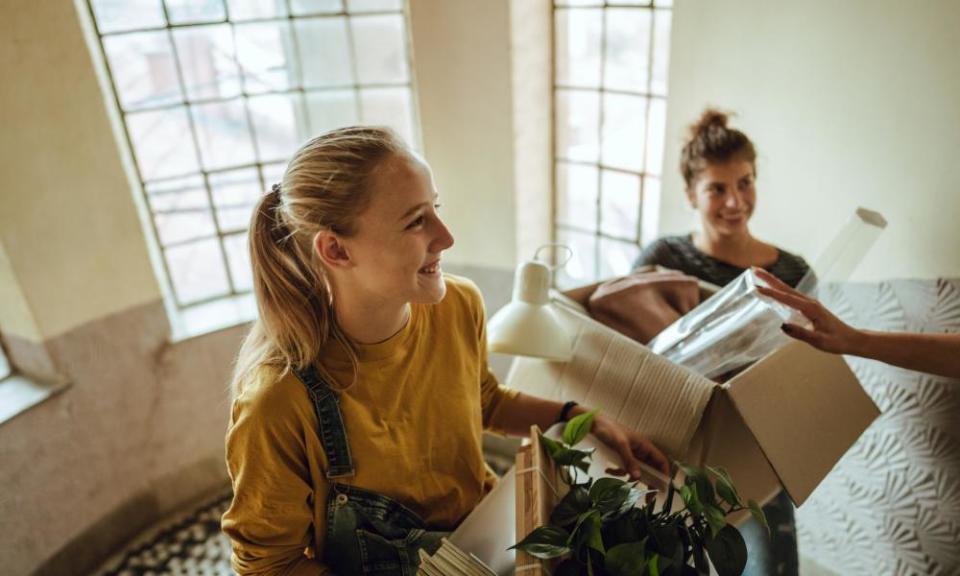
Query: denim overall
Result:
<box><xmin>295</xmin><ymin>365</ymin><xmax>449</xmax><ymax>575</ymax></box>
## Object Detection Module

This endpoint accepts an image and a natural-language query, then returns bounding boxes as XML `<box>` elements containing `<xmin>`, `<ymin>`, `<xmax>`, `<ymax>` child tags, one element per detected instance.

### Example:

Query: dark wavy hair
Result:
<box><xmin>680</xmin><ymin>108</ymin><xmax>757</xmax><ymax>188</ymax></box>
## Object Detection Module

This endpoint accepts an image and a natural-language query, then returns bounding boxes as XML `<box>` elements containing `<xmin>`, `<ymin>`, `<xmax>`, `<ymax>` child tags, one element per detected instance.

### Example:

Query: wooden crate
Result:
<box><xmin>515</xmin><ymin>426</ymin><xmax>567</xmax><ymax>575</ymax></box>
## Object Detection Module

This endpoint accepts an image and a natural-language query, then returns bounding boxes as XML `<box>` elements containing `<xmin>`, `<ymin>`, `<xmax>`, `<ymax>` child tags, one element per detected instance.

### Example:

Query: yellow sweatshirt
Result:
<box><xmin>221</xmin><ymin>275</ymin><xmax>519</xmax><ymax>575</ymax></box>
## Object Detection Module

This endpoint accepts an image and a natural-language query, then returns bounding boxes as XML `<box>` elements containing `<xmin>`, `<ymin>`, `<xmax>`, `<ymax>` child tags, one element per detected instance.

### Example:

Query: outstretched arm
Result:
<box><xmin>754</xmin><ymin>268</ymin><xmax>960</xmax><ymax>379</ymax></box>
<box><xmin>489</xmin><ymin>392</ymin><xmax>671</xmax><ymax>481</ymax></box>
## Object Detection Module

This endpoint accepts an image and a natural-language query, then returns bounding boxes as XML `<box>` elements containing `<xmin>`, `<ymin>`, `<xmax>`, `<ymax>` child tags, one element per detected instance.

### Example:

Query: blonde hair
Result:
<box><xmin>232</xmin><ymin>126</ymin><xmax>410</xmax><ymax>395</ymax></box>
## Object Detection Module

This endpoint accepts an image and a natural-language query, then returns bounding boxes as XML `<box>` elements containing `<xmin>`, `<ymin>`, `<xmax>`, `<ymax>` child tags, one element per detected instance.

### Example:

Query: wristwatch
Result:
<box><xmin>557</xmin><ymin>401</ymin><xmax>579</xmax><ymax>423</ymax></box>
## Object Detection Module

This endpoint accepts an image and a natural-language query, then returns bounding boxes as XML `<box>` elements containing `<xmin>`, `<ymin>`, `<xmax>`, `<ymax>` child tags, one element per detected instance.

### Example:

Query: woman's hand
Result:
<box><xmin>753</xmin><ymin>267</ymin><xmax>865</xmax><ymax>355</ymax></box>
<box><xmin>588</xmin><ymin>411</ymin><xmax>671</xmax><ymax>486</ymax></box>
<box><xmin>491</xmin><ymin>393</ymin><xmax>671</xmax><ymax>484</ymax></box>
<box><xmin>754</xmin><ymin>267</ymin><xmax>960</xmax><ymax>378</ymax></box>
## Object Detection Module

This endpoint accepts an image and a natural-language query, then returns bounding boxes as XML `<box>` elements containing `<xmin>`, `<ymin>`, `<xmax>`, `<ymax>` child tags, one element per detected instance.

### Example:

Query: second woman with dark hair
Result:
<box><xmin>636</xmin><ymin>109</ymin><xmax>808</xmax><ymax>289</ymax></box>
<box><xmin>635</xmin><ymin>109</ymin><xmax>807</xmax><ymax>576</ymax></box>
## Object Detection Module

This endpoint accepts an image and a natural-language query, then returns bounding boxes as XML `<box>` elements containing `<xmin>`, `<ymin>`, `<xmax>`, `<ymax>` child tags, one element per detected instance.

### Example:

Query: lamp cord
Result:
<box><xmin>533</xmin><ymin>243</ymin><xmax>573</xmax><ymax>271</ymax></box>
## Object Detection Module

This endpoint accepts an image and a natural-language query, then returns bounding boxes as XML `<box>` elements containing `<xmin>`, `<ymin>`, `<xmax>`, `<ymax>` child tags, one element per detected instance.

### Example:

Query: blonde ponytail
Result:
<box><xmin>232</xmin><ymin>126</ymin><xmax>409</xmax><ymax>395</ymax></box>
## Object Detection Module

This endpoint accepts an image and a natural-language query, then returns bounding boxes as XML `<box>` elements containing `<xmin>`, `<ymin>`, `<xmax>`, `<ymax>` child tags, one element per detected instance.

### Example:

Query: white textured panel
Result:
<box><xmin>797</xmin><ymin>279</ymin><xmax>960</xmax><ymax>576</ymax></box>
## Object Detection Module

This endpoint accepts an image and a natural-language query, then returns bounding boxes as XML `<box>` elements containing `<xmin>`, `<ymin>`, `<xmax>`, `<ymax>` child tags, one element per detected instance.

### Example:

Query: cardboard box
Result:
<box><xmin>505</xmin><ymin>281</ymin><xmax>880</xmax><ymax>511</ymax></box>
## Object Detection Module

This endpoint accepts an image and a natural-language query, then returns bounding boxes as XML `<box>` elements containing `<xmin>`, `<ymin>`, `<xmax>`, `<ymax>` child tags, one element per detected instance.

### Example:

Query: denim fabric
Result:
<box><xmin>742</xmin><ymin>491</ymin><xmax>798</xmax><ymax>576</ymax></box>
<box><xmin>294</xmin><ymin>366</ymin><xmax>448</xmax><ymax>575</ymax></box>
<box><xmin>325</xmin><ymin>483</ymin><xmax>448</xmax><ymax>575</ymax></box>
<box><xmin>296</xmin><ymin>365</ymin><xmax>356</xmax><ymax>479</ymax></box>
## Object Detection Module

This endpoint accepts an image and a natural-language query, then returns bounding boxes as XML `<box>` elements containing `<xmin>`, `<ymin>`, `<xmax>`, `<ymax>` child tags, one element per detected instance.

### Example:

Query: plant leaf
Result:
<box><xmin>647</xmin><ymin>553</ymin><xmax>660</xmax><ymax>576</ymax></box>
<box><xmin>604</xmin><ymin>509</ymin><xmax>644</xmax><ymax>548</ymax></box>
<box><xmin>509</xmin><ymin>525</ymin><xmax>571</xmax><ymax>559</ymax></box>
<box><xmin>573</xmin><ymin>455</ymin><xmax>592</xmax><ymax>474</ymax></box>
<box><xmin>679</xmin><ymin>484</ymin><xmax>703</xmax><ymax>515</ymax></box>
<box><xmin>551</xmin><ymin>486</ymin><xmax>592</xmax><ymax>527</ymax></box>
<box><xmin>571</xmin><ymin>510</ymin><xmax>605</xmax><ymax>555</ymax></box>
<box><xmin>663</xmin><ymin>467</ymin><xmax>678</xmax><ymax>515</ymax></box>
<box><xmin>704</xmin><ymin>504</ymin><xmax>727</xmax><ymax>539</ymax></box>
<box><xmin>541</xmin><ymin>434</ymin><xmax>566</xmax><ymax>458</ymax></box>
<box><xmin>707</xmin><ymin>466</ymin><xmax>740</xmax><ymax>508</ymax></box>
<box><xmin>681</xmin><ymin>464</ymin><xmax>715</xmax><ymax>508</ymax></box>
<box><xmin>650</xmin><ymin>524</ymin><xmax>681</xmax><ymax>568</ymax></box>
<box><xmin>691</xmin><ymin>542</ymin><xmax>709</xmax><ymax>575</ymax></box>
<box><xmin>604</xmin><ymin>541</ymin><xmax>647</xmax><ymax>576</ymax></box>
<box><xmin>616</xmin><ymin>486</ymin><xmax>644</xmax><ymax>518</ymax></box>
<box><xmin>554</xmin><ymin>559</ymin><xmax>582</xmax><ymax>576</ymax></box>
<box><xmin>590</xmin><ymin>477</ymin><xmax>632</xmax><ymax>517</ymax></box>
<box><xmin>748</xmin><ymin>499</ymin><xmax>770</xmax><ymax>537</ymax></box>
<box><xmin>553</xmin><ymin>447</ymin><xmax>595</xmax><ymax>467</ymax></box>
<box><xmin>548</xmin><ymin>445</ymin><xmax>595</xmax><ymax>477</ymax></box>
<box><xmin>704</xmin><ymin>525</ymin><xmax>747</xmax><ymax>576</ymax></box>
<box><xmin>564</xmin><ymin>409</ymin><xmax>598</xmax><ymax>446</ymax></box>
<box><xmin>589</xmin><ymin>477</ymin><xmax>627</xmax><ymax>499</ymax></box>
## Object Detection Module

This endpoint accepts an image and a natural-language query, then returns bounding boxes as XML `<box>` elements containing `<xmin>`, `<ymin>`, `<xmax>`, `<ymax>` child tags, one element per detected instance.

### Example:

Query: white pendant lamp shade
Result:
<box><xmin>487</xmin><ymin>260</ymin><xmax>574</xmax><ymax>361</ymax></box>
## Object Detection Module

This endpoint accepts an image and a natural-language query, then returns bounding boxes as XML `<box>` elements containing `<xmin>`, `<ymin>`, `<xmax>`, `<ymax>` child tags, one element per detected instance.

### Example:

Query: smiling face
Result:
<box><xmin>336</xmin><ymin>152</ymin><xmax>455</xmax><ymax>307</ymax></box>
<box><xmin>688</xmin><ymin>159</ymin><xmax>756</xmax><ymax>238</ymax></box>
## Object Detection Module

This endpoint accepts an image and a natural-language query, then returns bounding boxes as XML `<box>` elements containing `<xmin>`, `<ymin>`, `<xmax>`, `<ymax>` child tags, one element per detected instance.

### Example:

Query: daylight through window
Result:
<box><xmin>552</xmin><ymin>0</ymin><xmax>672</xmax><ymax>288</ymax></box>
<box><xmin>86</xmin><ymin>0</ymin><xmax>417</xmax><ymax>308</ymax></box>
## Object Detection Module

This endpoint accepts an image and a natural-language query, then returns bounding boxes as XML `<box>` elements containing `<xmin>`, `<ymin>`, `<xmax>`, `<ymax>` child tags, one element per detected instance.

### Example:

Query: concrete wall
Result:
<box><xmin>0</xmin><ymin>0</ymin><xmax>161</xmax><ymax>343</ymax></box>
<box><xmin>660</xmin><ymin>0</ymin><xmax>960</xmax><ymax>281</ymax></box>
<box><xmin>1</xmin><ymin>305</ymin><xmax>245</xmax><ymax>576</ymax></box>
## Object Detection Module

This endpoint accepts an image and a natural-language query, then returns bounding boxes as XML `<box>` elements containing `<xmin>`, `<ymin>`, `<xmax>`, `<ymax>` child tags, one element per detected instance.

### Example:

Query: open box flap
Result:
<box><xmin>686</xmin><ymin>393</ymin><xmax>783</xmax><ymax>525</ymax></box>
<box><xmin>724</xmin><ymin>341</ymin><xmax>880</xmax><ymax>505</ymax></box>
<box><xmin>506</xmin><ymin>302</ymin><xmax>716</xmax><ymax>459</ymax></box>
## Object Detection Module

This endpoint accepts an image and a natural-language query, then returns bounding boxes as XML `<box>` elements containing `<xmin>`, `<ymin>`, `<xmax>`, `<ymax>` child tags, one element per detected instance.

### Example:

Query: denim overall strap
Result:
<box><xmin>293</xmin><ymin>364</ymin><xmax>355</xmax><ymax>479</ymax></box>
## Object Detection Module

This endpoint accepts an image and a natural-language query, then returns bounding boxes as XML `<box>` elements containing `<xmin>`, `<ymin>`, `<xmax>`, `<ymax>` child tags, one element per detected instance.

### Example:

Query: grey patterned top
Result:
<box><xmin>634</xmin><ymin>234</ymin><xmax>810</xmax><ymax>289</ymax></box>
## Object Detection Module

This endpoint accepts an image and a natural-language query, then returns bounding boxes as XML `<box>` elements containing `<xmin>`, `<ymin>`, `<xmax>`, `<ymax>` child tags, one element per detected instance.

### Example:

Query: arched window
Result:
<box><xmin>552</xmin><ymin>0</ymin><xmax>672</xmax><ymax>288</ymax></box>
<box><xmin>85</xmin><ymin>0</ymin><xmax>417</xmax><ymax>310</ymax></box>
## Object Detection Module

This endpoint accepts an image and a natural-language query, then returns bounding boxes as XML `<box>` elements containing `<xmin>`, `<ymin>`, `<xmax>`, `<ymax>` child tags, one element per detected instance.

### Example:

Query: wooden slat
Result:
<box><xmin>515</xmin><ymin>426</ymin><xmax>566</xmax><ymax>576</ymax></box>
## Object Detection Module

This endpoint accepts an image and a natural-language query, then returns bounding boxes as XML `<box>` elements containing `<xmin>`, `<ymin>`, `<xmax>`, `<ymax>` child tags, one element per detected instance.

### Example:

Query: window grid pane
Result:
<box><xmin>85</xmin><ymin>0</ymin><xmax>418</xmax><ymax>309</ymax></box>
<box><xmin>552</xmin><ymin>2</ymin><xmax>672</xmax><ymax>285</ymax></box>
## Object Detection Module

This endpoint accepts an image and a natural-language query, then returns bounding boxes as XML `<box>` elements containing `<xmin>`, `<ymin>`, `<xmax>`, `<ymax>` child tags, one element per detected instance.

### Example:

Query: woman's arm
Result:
<box><xmin>223</xmin><ymin>391</ymin><xmax>332</xmax><ymax>576</ymax></box>
<box><xmin>839</xmin><ymin>330</ymin><xmax>960</xmax><ymax>378</ymax></box>
<box><xmin>754</xmin><ymin>268</ymin><xmax>960</xmax><ymax>379</ymax></box>
<box><xmin>488</xmin><ymin>392</ymin><xmax>671</xmax><ymax>479</ymax></box>
<box><xmin>470</xmin><ymin>277</ymin><xmax>670</xmax><ymax>481</ymax></box>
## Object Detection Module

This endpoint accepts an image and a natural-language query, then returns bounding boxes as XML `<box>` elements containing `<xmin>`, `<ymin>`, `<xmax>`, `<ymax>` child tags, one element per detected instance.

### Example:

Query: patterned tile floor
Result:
<box><xmin>88</xmin><ymin>455</ymin><xmax>516</xmax><ymax>576</ymax></box>
<box><xmin>91</xmin><ymin>492</ymin><xmax>234</xmax><ymax>576</ymax></box>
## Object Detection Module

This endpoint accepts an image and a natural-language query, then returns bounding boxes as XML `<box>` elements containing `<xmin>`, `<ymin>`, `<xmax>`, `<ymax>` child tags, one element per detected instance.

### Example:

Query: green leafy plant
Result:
<box><xmin>510</xmin><ymin>411</ymin><xmax>768</xmax><ymax>576</ymax></box>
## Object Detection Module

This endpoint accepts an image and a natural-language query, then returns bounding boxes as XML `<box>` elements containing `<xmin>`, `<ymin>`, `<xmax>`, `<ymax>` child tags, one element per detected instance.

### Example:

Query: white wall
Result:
<box><xmin>409</xmin><ymin>0</ymin><xmax>518</xmax><ymax>270</ymax></box>
<box><xmin>0</xmin><ymin>0</ymin><xmax>161</xmax><ymax>342</ymax></box>
<box><xmin>661</xmin><ymin>0</ymin><xmax>960</xmax><ymax>281</ymax></box>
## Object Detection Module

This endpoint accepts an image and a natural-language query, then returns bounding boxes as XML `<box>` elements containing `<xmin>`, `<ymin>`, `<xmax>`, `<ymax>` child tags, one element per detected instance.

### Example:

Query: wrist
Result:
<box><xmin>847</xmin><ymin>328</ymin><xmax>873</xmax><ymax>356</ymax></box>
<box><xmin>556</xmin><ymin>401</ymin><xmax>581</xmax><ymax>423</ymax></box>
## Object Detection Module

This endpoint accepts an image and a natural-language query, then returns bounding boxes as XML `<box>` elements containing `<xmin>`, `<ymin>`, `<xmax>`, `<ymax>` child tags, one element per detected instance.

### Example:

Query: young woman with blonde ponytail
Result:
<box><xmin>221</xmin><ymin>126</ymin><xmax>669</xmax><ymax>575</ymax></box>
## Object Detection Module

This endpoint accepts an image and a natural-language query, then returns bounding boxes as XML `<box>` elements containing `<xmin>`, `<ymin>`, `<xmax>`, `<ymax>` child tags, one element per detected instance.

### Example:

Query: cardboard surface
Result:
<box><xmin>505</xmin><ymin>285</ymin><xmax>880</xmax><ymax>511</ymax></box>
<box><xmin>507</xmin><ymin>302</ymin><xmax>715</xmax><ymax>459</ymax></box>
<box><xmin>688</xmin><ymin>393</ymin><xmax>782</xmax><ymax>521</ymax></box>
<box><xmin>725</xmin><ymin>341</ymin><xmax>880</xmax><ymax>505</ymax></box>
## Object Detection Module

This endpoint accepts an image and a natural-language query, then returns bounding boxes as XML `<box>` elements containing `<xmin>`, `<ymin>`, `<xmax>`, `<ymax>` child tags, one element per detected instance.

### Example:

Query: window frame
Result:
<box><xmin>551</xmin><ymin>0</ymin><xmax>672</xmax><ymax>287</ymax></box>
<box><xmin>83</xmin><ymin>0</ymin><xmax>420</xmax><ymax>316</ymax></box>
